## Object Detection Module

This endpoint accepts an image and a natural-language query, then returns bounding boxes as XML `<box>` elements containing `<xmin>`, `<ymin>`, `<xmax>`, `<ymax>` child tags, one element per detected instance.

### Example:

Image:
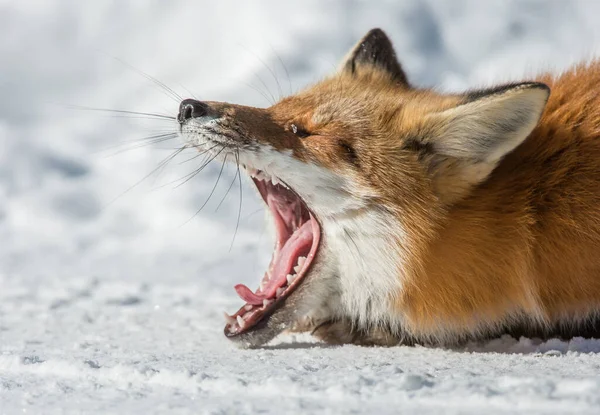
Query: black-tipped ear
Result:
<box><xmin>342</xmin><ymin>28</ymin><xmax>409</xmax><ymax>86</ymax></box>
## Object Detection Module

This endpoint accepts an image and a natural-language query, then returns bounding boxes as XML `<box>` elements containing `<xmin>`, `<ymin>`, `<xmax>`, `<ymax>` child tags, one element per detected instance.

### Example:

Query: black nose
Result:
<box><xmin>178</xmin><ymin>99</ymin><xmax>210</xmax><ymax>123</ymax></box>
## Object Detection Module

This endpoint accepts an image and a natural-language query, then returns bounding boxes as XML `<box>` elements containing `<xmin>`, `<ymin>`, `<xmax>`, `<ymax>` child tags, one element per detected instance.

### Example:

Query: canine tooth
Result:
<box><xmin>244</xmin><ymin>304</ymin><xmax>253</xmax><ymax>311</ymax></box>
<box><xmin>271</xmin><ymin>176</ymin><xmax>280</xmax><ymax>186</ymax></box>
<box><xmin>286</xmin><ymin>274</ymin><xmax>296</xmax><ymax>284</ymax></box>
<box><xmin>297</xmin><ymin>256</ymin><xmax>306</xmax><ymax>268</ymax></box>
<box><xmin>223</xmin><ymin>312</ymin><xmax>236</xmax><ymax>325</ymax></box>
<box><xmin>276</xmin><ymin>287</ymin><xmax>284</xmax><ymax>298</ymax></box>
<box><xmin>263</xmin><ymin>299</ymin><xmax>273</xmax><ymax>308</ymax></box>
<box><xmin>293</xmin><ymin>265</ymin><xmax>301</xmax><ymax>273</ymax></box>
<box><xmin>247</xmin><ymin>167</ymin><xmax>258</xmax><ymax>176</ymax></box>
<box><xmin>236</xmin><ymin>315</ymin><xmax>246</xmax><ymax>328</ymax></box>
<box><xmin>255</xmin><ymin>171</ymin><xmax>265</xmax><ymax>181</ymax></box>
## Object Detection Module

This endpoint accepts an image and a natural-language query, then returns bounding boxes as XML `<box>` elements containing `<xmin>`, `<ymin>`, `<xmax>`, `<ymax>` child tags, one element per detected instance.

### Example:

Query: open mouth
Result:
<box><xmin>223</xmin><ymin>167</ymin><xmax>321</xmax><ymax>338</ymax></box>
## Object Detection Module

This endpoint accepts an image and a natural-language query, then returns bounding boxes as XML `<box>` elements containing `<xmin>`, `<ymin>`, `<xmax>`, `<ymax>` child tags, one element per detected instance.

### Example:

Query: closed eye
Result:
<box><xmin>339</xmin><ymin>140</ymin><xmax>359</xmax><ymax>166</ymax></box>
<box><xmin>290</xmin><ymin>123</ymin><xmax>311</xmax><ymax>138</ymax></box>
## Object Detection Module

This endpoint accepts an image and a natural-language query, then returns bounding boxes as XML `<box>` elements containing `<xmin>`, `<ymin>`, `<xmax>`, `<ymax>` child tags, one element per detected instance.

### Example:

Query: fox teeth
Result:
<box><xmin>244</xmin><ymin>304</ymin><xmax>253</xmax><ymax>311</ymax></box>
<box><xmin>271</xmin><ymin>176</ymin><xmax>280</xmax><ymax>186</ymax></box>
<box><xmin>236</xmin><ymin>315</ymin><xmax>246</xmax><ymax>328</ymax></box>
<box><xmin>223</xmin><ymin>312</ymin><xmax>236</xmax><ymax>325</ymax></box>
<box><xmin>286</xmin><ymin>274</ymin><xmax>296</xmax><ymax>284</ymax></box>
<box><xmin>293</xmin><ymin>265</ymin><xmax>301</xmax><ymax>273</ymax></box>
<box><xmin>297</xmin><ymin>256</ymin><xmax>306</xmax><ymax>268</ymax></box>
<box><xmin>255</xmin><ymin>171</ymin><xmax>266</xmax><ymax>181</ymax></box>
<box><xmin>276</xmin><ymin>287</ymin><xmax>284</xmax><ymax>298</ymax></box>
<box><xmin>263</xmin><ymin>299</ymin><xmax>274</xmax><ymax>308</ymax></box>
<box><xmin>247</xmin><ymin>167</ymin><xmax>258</xmax><ymax>177</ymax></box>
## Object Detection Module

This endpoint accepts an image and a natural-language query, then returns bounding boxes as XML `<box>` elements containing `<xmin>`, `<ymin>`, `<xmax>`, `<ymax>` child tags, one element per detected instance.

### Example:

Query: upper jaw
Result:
<box><xmin>180</xmin><ymin>117</ymin><xmax>357</xmax><ymax>217</ymax></box>
<box><xmin>179</xmin><ymin>117</ymin><xmax>244</xmax><ymax>151</ymax></box>
<box><xmin>240</xmin><ymin>165</ymin><xmax>290</xmax><ymax>189</ymax></box>
<box><xmin>237</xmin><ymin>149</ymin><xmax>363</xmax><ymax>220</ymax></box>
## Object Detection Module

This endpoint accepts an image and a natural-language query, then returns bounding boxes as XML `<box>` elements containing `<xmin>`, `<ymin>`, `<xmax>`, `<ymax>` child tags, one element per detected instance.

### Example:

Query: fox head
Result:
<box><xmin>178</xmin><ymin>28</ymin><xmax>550</xmax><ymax>347</ymax></box>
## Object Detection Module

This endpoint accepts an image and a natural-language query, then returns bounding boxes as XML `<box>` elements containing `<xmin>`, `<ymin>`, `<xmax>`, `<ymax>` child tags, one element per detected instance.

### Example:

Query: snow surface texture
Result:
<box><xmin>2</xmin><ymin>1</ymin><xmax>600</xmax><ymax>414</ymax></box>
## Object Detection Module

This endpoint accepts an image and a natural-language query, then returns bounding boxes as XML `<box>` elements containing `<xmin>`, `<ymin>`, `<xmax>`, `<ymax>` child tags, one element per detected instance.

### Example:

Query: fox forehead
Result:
<box><xmin>272</xmin><ymin>72</ymin><xmax>401</xmax><ymax>124</ymax></box>
<box><xmin>271</xmin><ymin>71</ymin><xmax>460</xmax><ymax>144</ymax></box>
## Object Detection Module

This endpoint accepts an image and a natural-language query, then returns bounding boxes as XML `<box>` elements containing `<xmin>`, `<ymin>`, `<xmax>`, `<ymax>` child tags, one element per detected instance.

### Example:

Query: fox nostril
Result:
<box><xmin>182</xmin><ymin>104</ymin><xmax>193</xmax><ymax>121</ymax></box>
<box><xmin>178</xmin><ymin>99</ymin><xmax>210</xmax><ymax>123</ymax></box>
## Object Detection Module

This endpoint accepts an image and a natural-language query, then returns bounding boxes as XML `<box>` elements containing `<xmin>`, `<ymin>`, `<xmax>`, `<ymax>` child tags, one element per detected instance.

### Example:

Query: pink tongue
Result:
<box><xmin>234</xmin><ymin>220</ymin><xmax>314</xmax><ymax>305</ymax></box>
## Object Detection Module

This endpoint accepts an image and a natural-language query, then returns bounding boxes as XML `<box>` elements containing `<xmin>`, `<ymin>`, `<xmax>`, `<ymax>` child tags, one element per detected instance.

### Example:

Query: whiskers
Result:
<box><xmin>76</xmin><ymin>49</ymin><xmax>290</xmax><ymax>250</ymax></box>
<box><xmin>65</xmin><ymin>104</ymin><xmax>180</xmax><ymax>155</ymax></box>
<box><xmin>63</xmin><ymin>104</ymin><xmax>177</xmax><ymax>121</ymax></box>
<box><xmin>106</xmin><ymin>55</ymin><xmax>184</xmax><ymax>104</ymax></box>
<box><xmin>102</xmin><ymin>145</ymin><xmax>188</xmax><ymax>209</ymax></box>
<box><xmin>233</xmin><ymin>150</ymin><xmax>243</xmax><ymax>251</ymax></box>
<box><xmin>100</xmin><ymin>132</ymin><xmax>180</xmax><ymax>156</ymax></box>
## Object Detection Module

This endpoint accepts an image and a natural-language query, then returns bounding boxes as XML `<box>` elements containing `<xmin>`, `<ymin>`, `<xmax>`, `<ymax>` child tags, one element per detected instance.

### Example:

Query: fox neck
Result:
<box><xmin>316</xmin><ymin>208</ymin><xmax>410</xmax><ymax>329</ymax></box>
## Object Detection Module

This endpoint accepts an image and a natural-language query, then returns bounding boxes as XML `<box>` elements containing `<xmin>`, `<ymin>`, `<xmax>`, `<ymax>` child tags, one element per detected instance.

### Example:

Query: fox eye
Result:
<box><xmin>290</xmin><ymin>123</ymin><xmax>311</xmax><ymax>138</ymax></box>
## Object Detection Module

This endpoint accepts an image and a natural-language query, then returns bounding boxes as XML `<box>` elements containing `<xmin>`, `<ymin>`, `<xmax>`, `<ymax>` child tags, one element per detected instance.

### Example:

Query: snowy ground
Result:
<box><xmin>2</xmin><ymin>1</ymin><xmax>600</xmax><ymax>413</ymax></box>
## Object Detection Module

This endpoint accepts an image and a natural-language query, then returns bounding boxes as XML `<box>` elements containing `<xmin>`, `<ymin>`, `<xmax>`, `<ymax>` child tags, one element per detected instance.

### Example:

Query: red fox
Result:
<box><xmin>177</xmin><ymin>28</ymin><xmax>600</xmax><ymax>348</ymax></box>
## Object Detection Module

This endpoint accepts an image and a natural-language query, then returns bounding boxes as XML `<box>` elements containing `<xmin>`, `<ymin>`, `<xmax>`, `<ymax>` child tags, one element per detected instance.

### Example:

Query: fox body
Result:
<box><xmin>178</xmin><ymin>29</ymin><xmax>600</xmax><ymax>347</ymax></box>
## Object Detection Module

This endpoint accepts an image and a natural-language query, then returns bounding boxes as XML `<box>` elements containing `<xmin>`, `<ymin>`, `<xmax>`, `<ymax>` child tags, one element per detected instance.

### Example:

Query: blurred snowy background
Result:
<box><xmin>2</xmin><ymin>1</ymin><xmax>600</xmax><ymax>413</ymax></box>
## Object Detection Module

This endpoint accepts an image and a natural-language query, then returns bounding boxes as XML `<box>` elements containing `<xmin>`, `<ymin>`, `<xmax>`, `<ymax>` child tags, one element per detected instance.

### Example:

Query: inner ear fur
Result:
<box><xmin>414</xmin><ymin>82</ymin><xmax>550</xmax><ymax>203</ymax></box>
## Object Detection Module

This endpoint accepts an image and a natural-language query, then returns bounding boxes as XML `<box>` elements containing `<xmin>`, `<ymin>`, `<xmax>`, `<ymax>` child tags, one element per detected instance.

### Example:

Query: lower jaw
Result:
<box><xmin>224</xmin><ymin>285</ymin><xmax>305</xmax><ymax>348</ymax></box>
<box><xmin>225</xmin><ymin>243</ymin><xmax>328</xmax><ymax>348</ymax></box>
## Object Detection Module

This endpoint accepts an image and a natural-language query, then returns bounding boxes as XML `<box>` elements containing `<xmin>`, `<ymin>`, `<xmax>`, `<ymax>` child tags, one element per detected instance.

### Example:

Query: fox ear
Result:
<box><xmin>414</xmin><ymin>82</ymin><xmax>550</xmax><ymax>202</ymax></box>
<box><xmin>342</xmin><ymin>28</ymin><xmax>409</xmax><ymax>86</ymax></box>
<box><xmin>429</xmin><ymin>82</ymin><xmax>550</xmax><ymax>163</ymax></box>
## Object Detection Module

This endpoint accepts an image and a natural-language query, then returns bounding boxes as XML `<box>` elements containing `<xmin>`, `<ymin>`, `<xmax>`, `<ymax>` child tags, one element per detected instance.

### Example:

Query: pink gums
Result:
<box><xmin>233</xmin><ymin>178</ymin><xmax>320</xmax><ymax>306</ymax></box>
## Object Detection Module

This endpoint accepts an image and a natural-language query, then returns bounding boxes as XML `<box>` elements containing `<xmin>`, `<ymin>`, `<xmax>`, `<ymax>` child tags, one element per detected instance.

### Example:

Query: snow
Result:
<box><xmin>2</xmin><ymin>1</ymin><xmax>600</xmax><ymax>413</ymax></box>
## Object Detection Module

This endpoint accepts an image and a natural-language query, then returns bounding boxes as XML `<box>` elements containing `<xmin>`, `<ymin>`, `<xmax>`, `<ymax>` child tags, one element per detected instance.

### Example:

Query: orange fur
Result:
<box><xmin>400</xmin><ymin>63</ymin><xmax>600</xmax><ymax>338</ymax></box>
